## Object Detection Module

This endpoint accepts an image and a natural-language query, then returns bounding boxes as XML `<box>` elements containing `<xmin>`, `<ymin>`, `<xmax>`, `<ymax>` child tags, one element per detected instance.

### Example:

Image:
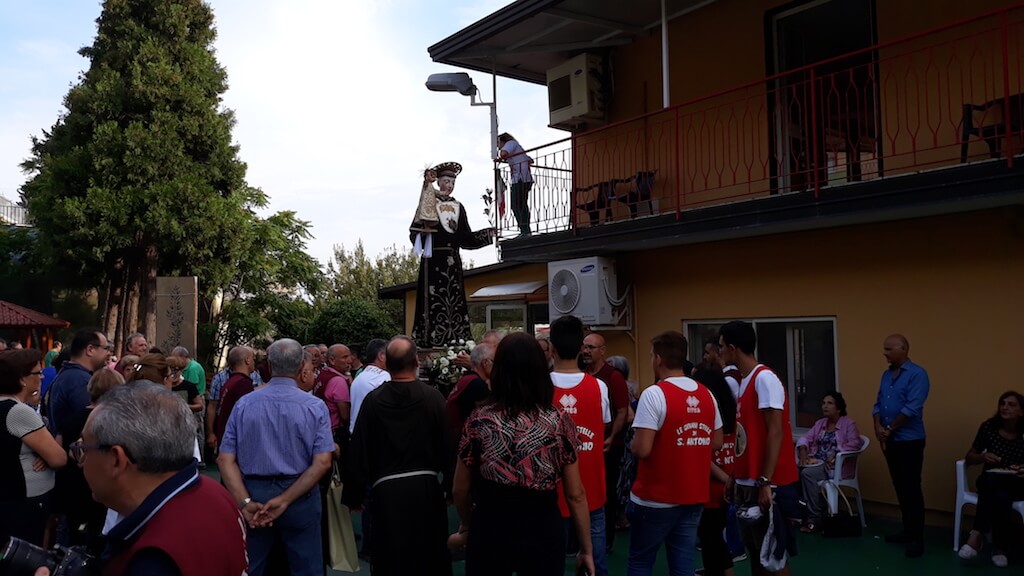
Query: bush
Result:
<box><xmin>306</xmin><ymin>297</ymin><xmax>398</xmax><ymax>348</ymax></box>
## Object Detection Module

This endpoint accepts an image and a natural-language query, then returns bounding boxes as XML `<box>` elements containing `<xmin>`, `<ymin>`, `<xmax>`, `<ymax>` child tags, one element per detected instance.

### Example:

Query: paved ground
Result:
<box><xmin>203</xmin><ymin>467</ymin><xmax>1018</xmax><ymax>574</ymax></box>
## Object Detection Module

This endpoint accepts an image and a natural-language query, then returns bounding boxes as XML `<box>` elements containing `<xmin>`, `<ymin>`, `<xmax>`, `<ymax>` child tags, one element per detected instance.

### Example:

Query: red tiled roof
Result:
<box><xmin>0</xmin><ymin>300</ymin><xmax>71</xmax><ymax>329</ymax></box>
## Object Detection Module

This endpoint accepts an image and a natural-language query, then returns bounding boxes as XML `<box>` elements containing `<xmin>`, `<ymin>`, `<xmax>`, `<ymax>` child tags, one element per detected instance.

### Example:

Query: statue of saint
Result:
<box><xmin>410</xmin><ymin>162</ymin><xmax>495</xmax><ymax>348</ymax></box>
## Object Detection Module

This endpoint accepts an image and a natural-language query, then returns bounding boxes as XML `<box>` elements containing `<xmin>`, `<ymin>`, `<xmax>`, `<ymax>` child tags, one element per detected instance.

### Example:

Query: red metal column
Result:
<box><xmin>1001</xmin><ymin>12</ymin><xmax>1015</xmax><ymax>167</ymax></box>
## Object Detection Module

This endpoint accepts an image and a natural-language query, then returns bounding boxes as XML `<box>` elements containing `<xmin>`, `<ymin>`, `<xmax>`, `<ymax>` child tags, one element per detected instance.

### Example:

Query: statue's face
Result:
<box><xmin>438</xmin><ymin>176</ymin><xmax>455</xmax><ymax>195</ymax></box>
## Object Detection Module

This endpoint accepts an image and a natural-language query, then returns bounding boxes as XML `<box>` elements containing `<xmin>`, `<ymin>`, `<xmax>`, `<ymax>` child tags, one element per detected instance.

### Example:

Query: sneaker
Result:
<box><xmin>991</xmin><ymin>551</ymin><xmax>1008</xmax><ymax>568</ymax></box>
<box><xmin>958</xmin><ymin>543</ymin><xmax>979</xmax><ymax>560</ymax></box>
<box><xmin>732</xmin><ymin>552</ymin><xmax>748</xmax><ymax>563</ymax></box>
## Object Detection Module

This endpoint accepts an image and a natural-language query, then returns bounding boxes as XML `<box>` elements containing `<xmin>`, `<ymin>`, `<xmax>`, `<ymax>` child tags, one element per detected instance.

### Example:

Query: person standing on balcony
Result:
<box><xmin>873</xmin><ymin>334</ymin><xmax>930</xmax><ymax>558</ymax></box>
<box><xmin>497</xmin><ymin>133</ymin><xmax>534</xmax><ymax>237</ymax></box>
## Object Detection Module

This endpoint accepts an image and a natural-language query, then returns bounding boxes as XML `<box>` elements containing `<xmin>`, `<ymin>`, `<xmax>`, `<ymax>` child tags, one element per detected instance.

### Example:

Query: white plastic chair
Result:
<box><xmin>819</xmin><ymin>434</ymin><xmax>869</xmax><ymax>527</ymax></box>
<box><xmin>953</xmin><ymin>458</ymin><xmax>1024</xmax><ymax>551</ymax></box>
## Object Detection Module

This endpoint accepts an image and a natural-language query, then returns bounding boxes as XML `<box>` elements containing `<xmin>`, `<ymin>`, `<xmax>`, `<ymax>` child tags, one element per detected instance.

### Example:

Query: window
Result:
<box><xmin>684</xmin><ymin>318</ymin><xmax>838</xmax><ymax>430</ymax></box>
<box><xmin>467</xmin><ymin>302</ymin><xmax>550</xmax><ymax>341</ymax></box>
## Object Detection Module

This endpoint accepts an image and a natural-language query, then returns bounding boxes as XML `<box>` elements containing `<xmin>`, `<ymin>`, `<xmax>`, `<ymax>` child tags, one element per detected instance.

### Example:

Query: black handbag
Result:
<box><xmin>820</xmin><ymin>481</ymin><xmax>863</xmax><ymax>538</ymax></box>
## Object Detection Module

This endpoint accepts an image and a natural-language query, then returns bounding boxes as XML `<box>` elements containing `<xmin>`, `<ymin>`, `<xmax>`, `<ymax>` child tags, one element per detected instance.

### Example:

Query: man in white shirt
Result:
<box><xmin>349</xmin><ymin>339</ymin><xmax>390</xmax><ymax>435</ymax></box>
<box><xmin>629</xmin><ymin>331</ymin><xmax>722</xmax><ymax>576</ymax></box>
<box><xmin>497</xmin><ymin>132</ymin><xmax>534</xmax><ymax>236</ymax></box>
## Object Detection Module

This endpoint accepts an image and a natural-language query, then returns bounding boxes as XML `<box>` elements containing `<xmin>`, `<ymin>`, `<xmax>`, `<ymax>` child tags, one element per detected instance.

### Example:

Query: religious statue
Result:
<box><xmin>410</xmin><ymin>162</ymin><xmax>495</xmax><ymax>348</ymax></box>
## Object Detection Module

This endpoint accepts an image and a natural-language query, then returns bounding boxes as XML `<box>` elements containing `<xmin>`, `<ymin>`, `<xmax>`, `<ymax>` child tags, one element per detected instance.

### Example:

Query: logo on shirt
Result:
<box><xmin>686</xmin><ymin>395</ymin><xmax>701</xmax><ymax>413</ymax></box>
<box><xmin>559</xmin><ymin>393</ymin><xmax>578</xmax><ymax>414</ymax></box>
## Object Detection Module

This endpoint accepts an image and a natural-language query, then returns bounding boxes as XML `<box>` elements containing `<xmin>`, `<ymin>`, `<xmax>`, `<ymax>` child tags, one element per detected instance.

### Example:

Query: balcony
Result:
<box><xmin>494</xmin><ymin>4</ymin><xmax>1024</xmax><ymax>251</ymax></box>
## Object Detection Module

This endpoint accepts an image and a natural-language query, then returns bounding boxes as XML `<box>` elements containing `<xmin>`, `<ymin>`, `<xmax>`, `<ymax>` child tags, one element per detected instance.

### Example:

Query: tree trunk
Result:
<box><xmin>143</xmin><ymin>245</ymin><xmax>158</xmax><ymax>344</ymax></box>
<box><xmin>124</xmin><ymin>261</ymin><xmax>142</xmax><ymax>352</ymax></box>
<box><xmin>114</xmin><ymin>261</ymin><xmax>131</xmax><ymax>356</ymax></box>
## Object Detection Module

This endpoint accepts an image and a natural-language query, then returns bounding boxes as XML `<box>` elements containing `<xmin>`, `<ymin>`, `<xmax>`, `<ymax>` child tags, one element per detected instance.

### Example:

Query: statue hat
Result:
<box><xmin>431</xmin><ymin>162</ymin><xmax>462</xmax><ymax>179</ymax></box>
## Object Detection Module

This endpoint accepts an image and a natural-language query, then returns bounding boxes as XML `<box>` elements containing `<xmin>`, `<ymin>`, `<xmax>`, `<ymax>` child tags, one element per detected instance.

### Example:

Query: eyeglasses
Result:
<box><xmin>28</xmin><ymin>370</ymin><xmax>44</xmax><ymax>376</ymax></box>
<box><xmin>69</xmin><ymin>439</ymin><xmax>135</xmax><ymax>465</ymax></box>
<box><xmin>581</xmin><ymin>344</ymin><xmax>604</xmax><ymax>351</ymax></box>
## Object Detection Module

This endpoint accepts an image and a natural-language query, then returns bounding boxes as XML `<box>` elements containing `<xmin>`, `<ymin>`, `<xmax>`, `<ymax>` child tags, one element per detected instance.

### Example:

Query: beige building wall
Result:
<box><xmin>626</xmin><ymin>207</ymin><xmax>1024</xmax><ymax>514</ymax></box>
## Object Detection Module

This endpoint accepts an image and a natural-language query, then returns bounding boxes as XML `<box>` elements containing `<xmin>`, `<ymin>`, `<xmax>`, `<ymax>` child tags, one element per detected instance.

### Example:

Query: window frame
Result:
<box><xmin>682</xmin><ymin>316</ymin><xmax>840</xmax><ymax>434</ymax></box>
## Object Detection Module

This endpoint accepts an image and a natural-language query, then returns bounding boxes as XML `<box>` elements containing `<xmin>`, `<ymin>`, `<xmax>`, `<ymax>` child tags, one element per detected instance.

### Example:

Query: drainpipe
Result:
<box><xmin>661</xmin><ymin>0</ymin><xmax>670</xmax><ymax>107</ymax></box>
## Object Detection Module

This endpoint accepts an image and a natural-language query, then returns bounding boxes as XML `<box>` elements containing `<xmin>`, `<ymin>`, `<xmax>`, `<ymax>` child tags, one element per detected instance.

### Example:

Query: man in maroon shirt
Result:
<box><xmin>582</xmin><ymin>332</ymin><xmax>629</xmax><ymax>552</ymax></box>
<box><xmin>213</xmin><ymin>346</ymin><xmax>255</xmax><ymax>448</ymax></box>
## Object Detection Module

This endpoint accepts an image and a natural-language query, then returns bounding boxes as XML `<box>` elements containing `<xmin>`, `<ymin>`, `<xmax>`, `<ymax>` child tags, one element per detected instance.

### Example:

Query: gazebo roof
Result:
<box><xmin>0</xmin><ymin>300</ymin><xmax>70</xmax><ymax>329</ymax></box>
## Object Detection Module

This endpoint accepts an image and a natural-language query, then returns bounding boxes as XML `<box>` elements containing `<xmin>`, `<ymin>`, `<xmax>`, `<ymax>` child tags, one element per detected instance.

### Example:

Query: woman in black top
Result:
<box><xmin>958</xmin><ymin>391</ymin><xmax>1024</xmax><ymax>567</ymax></box>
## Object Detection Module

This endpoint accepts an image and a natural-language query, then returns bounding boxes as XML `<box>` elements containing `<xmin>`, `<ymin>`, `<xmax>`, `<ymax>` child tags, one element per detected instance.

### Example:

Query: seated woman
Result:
<box><xmin>795</xmin><ymin>391</ymin><xmax>862</xmax><ymax>532</ymax></box>
<box><xmin>958</xmin><ymin>391</ymin><xmax>1024</xmax><ymax>568</ymax></box>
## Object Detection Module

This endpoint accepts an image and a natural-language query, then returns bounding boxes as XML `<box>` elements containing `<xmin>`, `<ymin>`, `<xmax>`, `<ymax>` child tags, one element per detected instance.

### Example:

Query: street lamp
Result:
<box><xmin>425</xmin><ymin>72</ymin><xmax>499</xmax><ymax>160</ymax></box>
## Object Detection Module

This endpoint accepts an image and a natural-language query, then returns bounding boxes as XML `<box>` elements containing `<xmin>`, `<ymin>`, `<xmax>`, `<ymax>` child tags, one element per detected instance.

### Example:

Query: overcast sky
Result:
<box><xmin>0</xmin><ymin>0</ymin><xmax>566</xmax><ymax>268</ymax></box>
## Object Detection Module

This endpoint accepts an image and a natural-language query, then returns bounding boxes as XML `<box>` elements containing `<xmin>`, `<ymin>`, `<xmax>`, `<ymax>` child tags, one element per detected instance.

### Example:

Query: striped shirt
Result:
<box><xmin>219</xmin><ymin>377</ymin><xmax>334</xmax><ymax>476</ymax></box>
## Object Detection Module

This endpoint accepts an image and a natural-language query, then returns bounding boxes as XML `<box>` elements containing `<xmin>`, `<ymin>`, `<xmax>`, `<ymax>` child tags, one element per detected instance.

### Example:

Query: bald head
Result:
<box><xmin>385</xmin><ymin>336</ymin><xmax>418</xmax><ymax>378</ymax></box>
<box><xmin>327</xmin><ymin>344</ymin><xmax>353</xmax><ymax>372</ymax></box>
<box><xmin>227</xmin><ymin>346</ymin><xmax>253</xmax><ymax>371</ymax></box>
<box><xmin>883</xmin><ymin>334</ymin><xmax>910</xmax><ymax>366</ymax></box>
<box><xmin>582</xmin><ymin>332</ymin><xmax>608</xmax><ymax>370</ymax></box>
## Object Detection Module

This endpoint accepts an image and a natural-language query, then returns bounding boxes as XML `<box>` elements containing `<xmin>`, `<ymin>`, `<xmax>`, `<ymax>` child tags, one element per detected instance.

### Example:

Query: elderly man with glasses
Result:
<box><xmin>67</xmin><ymin>382</ymin><xmax>248</xmax><ymax>575</ymax></box>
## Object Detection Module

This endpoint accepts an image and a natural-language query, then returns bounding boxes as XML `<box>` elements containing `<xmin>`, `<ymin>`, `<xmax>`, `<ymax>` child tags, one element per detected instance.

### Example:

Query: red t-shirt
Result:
<box><xmin>553</xmin><ymin>374</ymin><xmax>607</xmax><ymax>515</ymax></box>
<box><xmin>594</xmin><ymin>363</ymin><xmax>629</xmax><ymax>445</ymax></box>
<box><xmin>734</xmin><ymin>365</ymin><xmax>798</xmax><ymax>486</ymax></box>
<box><xmin>632</xmin><ymin>380</ymin><xmax>717</xmax><ymax>505</ymax></box>
<box><xmin>214</xmin><ymin>373</ymin><xmax>253</xmax><ymax>445</ymax></box>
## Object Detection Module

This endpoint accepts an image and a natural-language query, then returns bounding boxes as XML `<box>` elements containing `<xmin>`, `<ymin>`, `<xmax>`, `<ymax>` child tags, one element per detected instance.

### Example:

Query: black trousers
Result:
<box><xmin>883</xmin><ymin>439</ymin><xmax>926</xmax><ymax>540</ymax></box>
<box><xmin>604</xmin><ymin>444</ymin><xmax>624</xmax><ymax>550</ymax></box>
<box><xmin>510</xmin><ymin>182</ymin><xmax>533</xmax><ymax>233</ymax></box>
<box><xmin>697</xmin><ymin>505</ymin><xmax>733</xmax><ymax>576</ymax></box>
<box><xmin>972</xmin><ymin>472</ymin><xmax>1024</xmax><ymax>550</ymax></box>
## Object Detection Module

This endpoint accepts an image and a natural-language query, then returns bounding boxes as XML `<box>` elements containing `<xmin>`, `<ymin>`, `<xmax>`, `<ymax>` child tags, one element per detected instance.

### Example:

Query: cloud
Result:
<box><xmin>0</xmin><ymin>0</ymin><xmax>569</xmax><ymax>270</ymax></box>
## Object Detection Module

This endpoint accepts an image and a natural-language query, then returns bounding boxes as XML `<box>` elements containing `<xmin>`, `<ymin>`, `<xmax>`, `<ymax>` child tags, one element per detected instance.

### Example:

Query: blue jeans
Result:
<box><xmin>244</xmin><ymin>477</ymin><xmax>323</xmax><ymax>576</ymax></box>
<box><xmin>626</xmin><ymin>501</ymin><xmax>703</xmax><ymax>576</ymax></box>
<box><xmin>567</xmin><ymin>508</ymin><xmax>610</xmax><ymax>576</ymax></box>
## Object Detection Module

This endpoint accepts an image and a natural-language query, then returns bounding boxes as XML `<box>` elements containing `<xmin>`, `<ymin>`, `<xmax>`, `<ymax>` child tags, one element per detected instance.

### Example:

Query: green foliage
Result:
<box><xmin>306</xmin><ymin>297</ymin><xmax>397</xmax><ymax>349</ymax></box>
<box><xmin>19</xmin><ymin>0</ymin><xmax>277</xmax><ymax>355</ymax></box>
<box><xmin>327</xmin><ymin>241</ymin><xmax>417</xmax><ymax>332</ymax></box>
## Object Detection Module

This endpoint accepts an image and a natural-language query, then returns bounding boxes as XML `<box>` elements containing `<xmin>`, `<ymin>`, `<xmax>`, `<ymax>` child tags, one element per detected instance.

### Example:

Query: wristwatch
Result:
<box><xmin>755</xmin><ymin>476</ymin><xmax>771</xmax><ymax>487</ymax></box>
<box><xmin>238</xmin><ymin>497</ymin><xmax>252</xmax><ymax>510</ymax></box>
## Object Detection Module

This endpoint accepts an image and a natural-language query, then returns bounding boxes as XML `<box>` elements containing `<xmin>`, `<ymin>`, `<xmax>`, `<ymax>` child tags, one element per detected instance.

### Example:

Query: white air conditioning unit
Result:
<box><xmin>548</xmin><ymin>256</ymin><xmax>618</xmax><ymax>325</ymax></box>
<box><xmin>546</xmin><ymin>53</ymin><xmax>606</xmax><ymax>131</ymax></box>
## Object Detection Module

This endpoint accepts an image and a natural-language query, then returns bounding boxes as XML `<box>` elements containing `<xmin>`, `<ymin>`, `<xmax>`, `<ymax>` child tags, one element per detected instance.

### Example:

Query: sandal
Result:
<box><xmin>958</xmin><ymin>543</ymin><xmax>979</xmax><ymax>560</ymax></box>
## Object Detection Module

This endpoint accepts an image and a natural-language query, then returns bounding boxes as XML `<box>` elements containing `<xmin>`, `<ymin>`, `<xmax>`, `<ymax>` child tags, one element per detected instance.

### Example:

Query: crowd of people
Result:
<box><xmin>1</xmin><ymin>323</ymin><xmax>1022</xmax><ymax>576</ymax></box>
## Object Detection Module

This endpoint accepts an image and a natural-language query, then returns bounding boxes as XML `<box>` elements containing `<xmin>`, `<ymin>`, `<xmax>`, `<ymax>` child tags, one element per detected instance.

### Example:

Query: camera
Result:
<box><xmin>0</xmin><ymin>537</ymin><xmax>98</xmax><ymax>576</ymax></box>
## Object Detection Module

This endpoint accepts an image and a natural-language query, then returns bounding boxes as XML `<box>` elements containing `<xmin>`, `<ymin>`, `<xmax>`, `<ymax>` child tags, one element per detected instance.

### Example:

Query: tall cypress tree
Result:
<box><xmin>21</xmin><ymin>0</ymin><xmax>261</xmax><ymax>352</ymax></box>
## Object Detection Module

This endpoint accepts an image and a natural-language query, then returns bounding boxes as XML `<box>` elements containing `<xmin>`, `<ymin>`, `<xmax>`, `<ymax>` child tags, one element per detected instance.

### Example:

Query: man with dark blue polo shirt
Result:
<box><xmin>217</xmin><ymin>338</ymin><xmax>334</xmax><ymax>576</ymax></box>
<box><xmin>873</xmin><ymin>333</ymin><xmax>930</xmax><ymax>558</ymax></box>
<box><xmin>46</xmin><ymin>327</ymin><xmax>111</xmax><ymax>552</ymax></box>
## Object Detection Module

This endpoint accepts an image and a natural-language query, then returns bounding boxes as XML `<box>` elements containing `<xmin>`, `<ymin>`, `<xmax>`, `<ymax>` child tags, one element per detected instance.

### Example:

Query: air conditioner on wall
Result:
<box><xmin>548</xmin><ymin>256</ymin><xmax>618</xmax><ymax>325</ymax></box>
<box><xmin>546</xmin><ymin>53</ymin><xmax>606</xmax><ymax>131</ymax></box>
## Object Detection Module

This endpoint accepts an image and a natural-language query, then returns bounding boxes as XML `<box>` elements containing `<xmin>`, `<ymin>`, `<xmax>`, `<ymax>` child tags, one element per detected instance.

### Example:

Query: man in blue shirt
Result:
<box><xmin>872</xmin><ymin>334</ymin><xmax>930</xmax><ymax>558</ymax></box>
<box><xmin>217</xmin><ymin>338</ymin><xmax>334</xmax><ymax>576</ymax></box>
<box><xmin>46</xmin><ymin>327</ymin><xmax>111</xmax><ymax>552</ymax></box>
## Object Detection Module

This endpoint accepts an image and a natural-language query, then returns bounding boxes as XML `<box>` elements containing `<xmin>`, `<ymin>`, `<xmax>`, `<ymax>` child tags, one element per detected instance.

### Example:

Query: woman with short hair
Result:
<box><xmin>796</xmin><ymin>391</ymin><xmax>862</xmax><ymax>533</ymax></box>
<box><xmin>0</xmin><ymin>349</ymin><xmax>68</xmax><ymax>545</ymax></box>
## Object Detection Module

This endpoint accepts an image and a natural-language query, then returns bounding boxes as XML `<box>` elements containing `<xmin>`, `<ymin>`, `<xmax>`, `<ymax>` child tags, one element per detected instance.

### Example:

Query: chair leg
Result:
<box><xmin>855</xmin><ymin>489</ymin><xmax>866</xmax><ymax>528</ymax></box>
<box><xmin>953</xmin><ymin>502</ymin><xmax>962</xmax><ymax>551</ymax></box>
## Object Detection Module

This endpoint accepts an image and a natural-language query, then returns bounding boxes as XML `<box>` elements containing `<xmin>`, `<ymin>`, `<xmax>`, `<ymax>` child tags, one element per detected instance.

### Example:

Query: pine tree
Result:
<box><xmin>21</xmin><ymin>0</ymin><xmax>264</xmax><ymax>353</ymax></box>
